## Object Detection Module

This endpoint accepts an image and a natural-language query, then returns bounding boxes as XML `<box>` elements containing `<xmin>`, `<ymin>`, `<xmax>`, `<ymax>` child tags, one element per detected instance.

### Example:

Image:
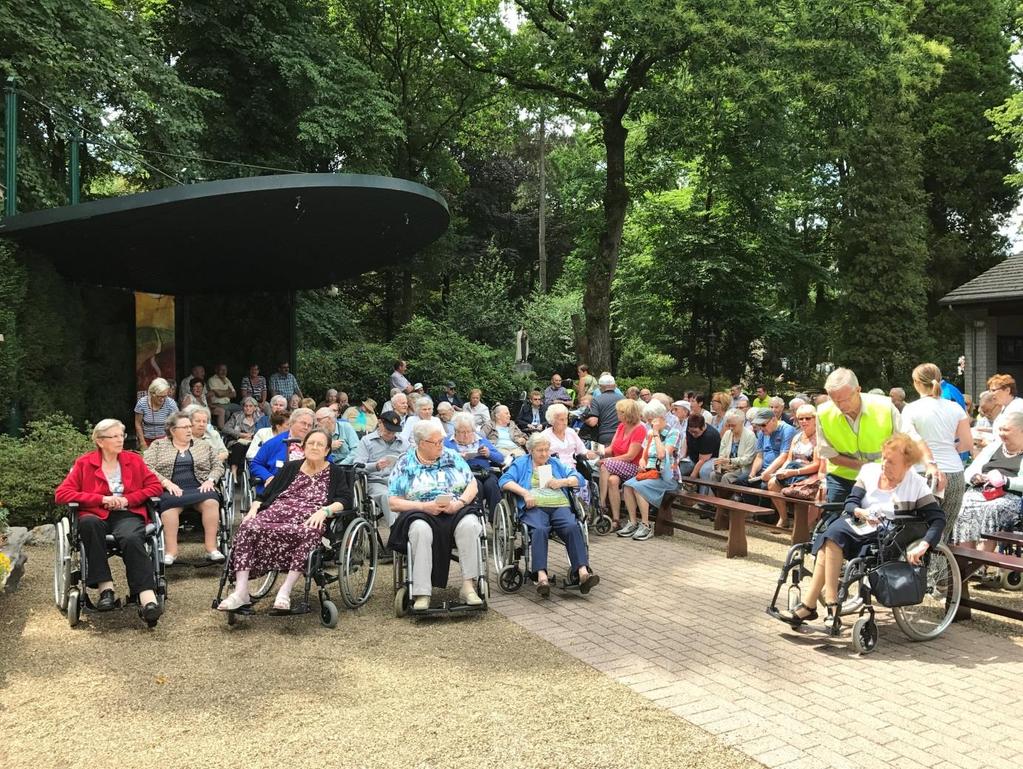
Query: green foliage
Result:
<box><xmin>0</xmin><ymin>414</ymin><xmax>94</xmax><ymax>527</ymax></box>
<box><xmin>445</xmin><ymin>250</ymin><xmax>520</xmax><ymax>349</ymax></box>
<box><xmin>519</xmin><ymin>285</ymin><xmax>581</xmax><ymax>375</ymax></box>
<box><xmin>296</xmin><ymin>289</ymin><xmax>361</xmax><ymax>350</ymax></box>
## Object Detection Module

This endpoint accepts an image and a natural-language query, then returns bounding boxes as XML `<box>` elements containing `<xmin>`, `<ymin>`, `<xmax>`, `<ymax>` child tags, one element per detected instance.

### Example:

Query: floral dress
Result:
<box><xmin>229</xmin><ymin>466</ymin><xmax>329</xmax><ymax>574</ymax></box>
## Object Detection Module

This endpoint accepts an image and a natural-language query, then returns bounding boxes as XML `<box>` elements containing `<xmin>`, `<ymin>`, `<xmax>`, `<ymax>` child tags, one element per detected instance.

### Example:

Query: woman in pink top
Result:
<box><xmin>597</xmin><ymin>398</ymin><xmax>647</xmax><ymax>530</ymax></box>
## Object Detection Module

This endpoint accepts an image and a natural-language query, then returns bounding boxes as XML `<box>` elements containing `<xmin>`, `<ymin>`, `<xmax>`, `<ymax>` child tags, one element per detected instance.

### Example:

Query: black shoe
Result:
<box><xmin>139</xmin><ymin>601</ymin><xmax>163</xmax><ymax>626</ymax></box>
<box><xmin>788</xmin><ymin>602</ymin><xmax>818</xmax><ymax>628</ymax></box>
<box><xmin>96</xmin><ymin>589</ymin><xmax>117</xmax><ymax>612</ymax></box>
<box><xmin>579</xmin><ymin>574</ymin><xmax>600</xmax><ymax>595</ymax></box>
<box><xmin>536</xmin><ymin>581</ymin><xmax>551</xmax><ymax>598</ymax></box>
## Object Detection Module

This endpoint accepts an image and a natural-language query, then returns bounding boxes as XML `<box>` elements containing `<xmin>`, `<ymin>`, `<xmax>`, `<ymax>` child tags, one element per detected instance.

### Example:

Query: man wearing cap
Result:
<box><xmin>390</xmin><ymin>359</ymin><xmax>414</xmax><ymax>395</ymax></box>
<box><xmin>746</xmin><ymin>407</ymin><xmax>798</xmax><ymax>490</ymax></box>
<box><xmin>817</xmin><ymin>367</ymin><xmax>904</xmax><ymax>503</ymax></box>
<box><xmin>412</xmin><ymin>382</ymin><xmax>425</xmax><ymax>395</ymax></box>
<box><xmin>584</xmin><ymin>374</ymin><xmax>624</xmax><ymax>446</ymax></box>
<box><xmin>543</xmin><ymin>373</ymin><xmax>574</xmax><ymax>410</ymax></box>
<box><xmin>671</xmin><ymin>399</ymin><xmax>691</xmax><ymax>433</ymax></box>
<box><xmin>352</xmin><ymin>411</ymin><xmax>409</xmax><ymax>532</ymax></box>
<box><xmin>438</xmin><ymin>381</ymin><xmax>464</xmax><ymax>409</ymax></box>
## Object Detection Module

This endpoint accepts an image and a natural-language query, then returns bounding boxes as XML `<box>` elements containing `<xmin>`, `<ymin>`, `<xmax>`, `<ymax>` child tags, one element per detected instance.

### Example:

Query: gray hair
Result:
<box><xmin>452</xmin><ymin>412</ymin><xmax>476</xmax><ymax>432</ymax></box>
<box><xmin>642</xmin><ymin>401</ymin><xmax>667</xmax><ymax>421</ymax></box>
<box><xmin>526</xmin><ymin>432</ymin><xmax>552</xmax><ymax>452</ymax></box>
<box><xmin>494</xmin><ymin>404</ymin><xmax>511</xmax><ymax>419</ymax></box>
<box><xmin>92</xmin><ymin>418</ymin><xmax>125</xmax><ymax>442</ymax></box>
<box><xmin>289</xmin><ymin>407</ymin><xmax>315</xmax><ymax>425</ymax></box>
<box><xmin>437</xmin><ymin>401</ymin><xmax>454</xmax><ymax>414</ymax></box>
<box><xmin>390</xmin><ymin>387</ymin><xmax>402</xmax><ymax>397</ymax></box>
<box><xmin>241</xmin><ymin>396</ymin><xmax>258</xmax><ymax>408</ymax></box>
<box><xmin>890</xmin><ymin>387</ymin><xmax>906</xmax><ymax>400</ymax></box>
<box><xmin>416</xmin><ymin>395</ymin><xmax>434</xmax><ymax>410</ymax></box>
<box><xmin>148</xmin><ymin>377</ymin><xmax>171</xmax><ymax>397</ymax></box>
<box><xmin>979</xmin><ymin>390</ymin><xmax>995</xmax><ymax>405</ymax></box>
<box><xmin>412</xmin><ymin>419</ymin><xmax>444</xmax><ymax>446</ymax></box>
<box><xmin>326</xmin><ymin>388</ymin><xmax>338</xmax><ymax>397</ymax></box>
<box><xmin>270</xmin><ymin>394</ymin><xmax>287</xmax><ymax>408</ymax></box>
<box><xmin>769</xmin><ymin>396</ymin><xmax>785</xmax><ymax>408</ymax></box>
<box><xmin>1003</xmin><ymin>410</ymin><xmax>1023</xmax><ymax>432</ymax></box>
<box><xmin>724</xmin><ymin>408</ymin><xmax>746</xmax><ymax>428</ymax></box>
<box><xmin>165</xmin><ymin>410</ymin><xmax>191</xmax><ymax>435</ymax></box>
<box><xmin>183</xmin><ymin>404</ymin><xmax>211</xmax><ymax>420</ymax></box>
<box><xmin>545</xmin><ymin>403</ymin><xmax>568</xmax><ymax>423</ymax></box>
<box><xmin>788</xmin><ymin>397</ymin><xmax>806</xmax><ymax>411</ymax></box>
<box><xmin>825</xmin><ymin>367</ymin><xmax>859</xmax><ymax>392</ymax></box>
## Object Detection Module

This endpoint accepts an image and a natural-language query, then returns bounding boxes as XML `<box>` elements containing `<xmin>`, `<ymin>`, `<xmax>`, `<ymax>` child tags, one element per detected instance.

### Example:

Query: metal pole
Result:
<box><xmin>4</xmin><ymin>76</ymin><xmax>17</xmax><ymax>217</ymax></box>
<box><xmin>69</xmin><ymin>130</ymin><xmax>81</xmax><ymax>205</ymax></box>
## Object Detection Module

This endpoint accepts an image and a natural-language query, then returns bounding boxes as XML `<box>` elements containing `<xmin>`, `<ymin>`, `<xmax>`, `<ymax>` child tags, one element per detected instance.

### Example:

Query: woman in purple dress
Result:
<box><xmin>217</xmin><ymin>429</ymin><xmax>353</xmax><ymax>613</ymax></box>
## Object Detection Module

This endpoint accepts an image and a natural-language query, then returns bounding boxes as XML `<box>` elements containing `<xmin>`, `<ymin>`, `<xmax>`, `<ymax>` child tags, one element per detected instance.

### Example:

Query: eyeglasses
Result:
<box><xmin>797</xmin><ymin>416</ymin><xmax>814</xmax><ymax>422</ymax></box>
<box><xmin>420</xmin><ymin>438</ymin><xmax>444</xmax><ymax>446</ymax></box>
<box><xmin>171</xmin><ymin>424</ymin><xmax>191</xmax><ymax>431</ymax></box>
<box><xmin>98</xmin><ymin>433</ymin><xmax>124</xmax><ymax>440</ymax></box>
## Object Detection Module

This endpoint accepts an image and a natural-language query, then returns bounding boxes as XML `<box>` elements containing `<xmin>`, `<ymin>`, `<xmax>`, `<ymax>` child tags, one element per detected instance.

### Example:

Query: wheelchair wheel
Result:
<box><xmin>499</xmin><ymin>565</ymin><xmax>524</xmax><ymax>593</ymax></box>
<box><xmin>851</xmin><ymin>616</ymin><xmax>878</xmax><ymax>654</ymax></box>
<box><xmin>593</xmin><ymin>513</ymin><xmax>613</xmax><ymax>536</ymax></box>
<box><xmin>340</xmin><ymin>517</ymin><xmax>378</xmax><ymax>609</ymax></box>
<box><xmin>53</xmin><ymin>517</ymin><xmax>71</xmax><ymax>610</ymax></box>
<box><xmin>394</xmin><ymin>586</ymin><xmax>408</xmax><ymax>617</ymax></box>
<box><xmin>239</xmin><ymin>469</ymin><xmax>253</xmax><ymax>511</ymax></box>
<box><xmin>250</xmin><ymin>571</ymin><xmax>278</xmax><ymax>600</ymax></box>
<box><xmin>1000</xmin><ymin>569</ymin><xmax>1022</xmax><ymax>591</ymax></box>
<box><xmin>492</xmin><ymin>499</ymin><xmax>514</xmax><ymax>572</ymax></box>
<box><xmin>320</xmin><ymin>599</ymin><xmax>339</xmax><ymax>628</ymax></box>
<box><xmin>67</xmin><ymin>588</ymin><xmax>81</xmax><ymax>627</ymax></box>
<box><xmin>892</xmin><ymin>542</ymin><xmax>962</xmax><ymax>641</ymax></box>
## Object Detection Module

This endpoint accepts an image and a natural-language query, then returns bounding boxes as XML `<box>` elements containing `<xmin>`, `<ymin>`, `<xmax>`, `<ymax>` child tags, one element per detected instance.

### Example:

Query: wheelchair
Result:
<box><xmin>766</xmin><ymin>502</ymin><xmax>962</xmax><ymax>654</ymax></box>
<box><xmin>170</xmin><ymin>474</ymin><xmax>234</xmax><ymax>569</ymax></box>
<box><xmin>497</xmin><ymin>491</ymin><xmax>593</xmax><ymax>595</ymax></box>
<box><xmin>576</xmin><ymin>452</ymin><xmax>612</xmax><ymax>536</ymax></box>
<box><xmin>392</xmin><ymin>503</ymin><xmax>490</xmax><ymax>618</ymax></box>
<box><xmin>53</xmin><ymin>499</ymin><xmax>168</xmax><ymax>629</ymax></box>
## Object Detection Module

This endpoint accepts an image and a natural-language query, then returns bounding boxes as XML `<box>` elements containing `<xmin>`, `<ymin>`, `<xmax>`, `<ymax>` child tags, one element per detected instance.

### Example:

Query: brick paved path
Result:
<box><xmin>488</xmin><ymin>532</ymin><xmax>1023</xmax><ymax>769</ymax></box>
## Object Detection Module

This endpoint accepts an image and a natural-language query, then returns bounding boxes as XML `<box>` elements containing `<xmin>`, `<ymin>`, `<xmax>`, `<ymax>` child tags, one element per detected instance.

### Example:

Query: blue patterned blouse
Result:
<box><xmin>388</xmin><ymin>447</ymin><xmax>474</xmax><ymax>502</ymax></box>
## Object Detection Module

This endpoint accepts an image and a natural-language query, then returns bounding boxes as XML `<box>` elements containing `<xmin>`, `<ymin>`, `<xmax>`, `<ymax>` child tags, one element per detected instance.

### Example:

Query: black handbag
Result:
<box><xmin>869</xmin><ymin>561</ymin><xmax>927</xmax><ymax>608</ymax></box>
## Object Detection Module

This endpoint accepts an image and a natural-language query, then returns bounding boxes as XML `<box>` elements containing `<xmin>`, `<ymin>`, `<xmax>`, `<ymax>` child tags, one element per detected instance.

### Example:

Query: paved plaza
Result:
<box><xmin>489</xmin><ymin>528</ymin><xmax>1023</xmax><ymax>769</ymax></box>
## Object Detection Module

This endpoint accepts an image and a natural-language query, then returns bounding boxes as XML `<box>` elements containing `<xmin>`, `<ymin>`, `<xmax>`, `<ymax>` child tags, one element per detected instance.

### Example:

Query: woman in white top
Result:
<box><xmin>787</xmin><ymin>434</ymin><xmax>944</xmax><ymax>627</ymax></box>
<box><xmin>900</xmin><ymin>363</ymin><xmax>971</xmax><ymax>535</ymax></box>
<box><xmin>766</xmin><ymin>404</ymin><xmax>821</xmax><ymax>527</ymax></box>
<box><xmin>541</xmin><ymin>404</ymin><xmax>589</xmax><ymax>466</ymax></box>
<box><xmin>988</xmin><ymin>374</ymin><xmax>1023</xmax><ymax>439</ymax></box>
<box><xmin>400</xmin><ymin>395</ymin><xmax>444</xmax><ymax>443</ymax></box>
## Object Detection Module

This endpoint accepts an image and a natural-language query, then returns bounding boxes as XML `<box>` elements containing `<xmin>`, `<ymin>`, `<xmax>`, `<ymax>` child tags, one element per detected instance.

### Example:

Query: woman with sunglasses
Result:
<box><xmin>766</xmin><ymin>404</ymin><xmax>821</xmax><ymax>527</ymax></box>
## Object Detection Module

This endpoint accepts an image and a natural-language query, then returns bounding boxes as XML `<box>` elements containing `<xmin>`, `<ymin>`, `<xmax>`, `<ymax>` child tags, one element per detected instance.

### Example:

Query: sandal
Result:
<box><xmin>271</xmin><ymin>594</ymin><xmax>291</xmax><ymax>614</ymax></box>
<box><xmin>217</xmin><ymin>593</ymin><xmax>251</xmax><ymax>612</ymax></box>
<box><xmin>579</xmin><ymin>573</ymin><xmax>600</xmax><ymax>595</ymax></box>
<box><xmin>787</xmin><ymin>602</ymin><xmax>818</xmax><ymax>628</ymax></box>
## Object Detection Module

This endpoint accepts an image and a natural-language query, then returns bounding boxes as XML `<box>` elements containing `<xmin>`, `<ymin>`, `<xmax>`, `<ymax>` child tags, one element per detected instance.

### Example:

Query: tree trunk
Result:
<box><xmin>583</xmin><ymin>113</ymin><xmax>628</xmax><ymax>372</ymax></box>
<box><xmin>537</xmin><ymin>107</ymin><xmax>547</xmax><ymax>293</ymax></box>
<box><xmin>571</xmin><ymin>312</ymin><xmax>589</xmax><ymax>363</ymax></box>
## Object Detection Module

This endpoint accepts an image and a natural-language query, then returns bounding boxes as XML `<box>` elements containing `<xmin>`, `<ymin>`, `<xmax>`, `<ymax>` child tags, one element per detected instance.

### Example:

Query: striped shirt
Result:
<box><xmin>134</xmin><ymin>395</ymin><xmax>178</xmax><ymax>440</ymax></box>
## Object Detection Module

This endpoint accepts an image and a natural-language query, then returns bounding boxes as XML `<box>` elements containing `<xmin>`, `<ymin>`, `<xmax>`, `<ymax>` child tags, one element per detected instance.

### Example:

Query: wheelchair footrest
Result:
<box><xmin>411</xmin><ymin>601</ymin><xmax>487</xmax><ymax>616</ymax></box>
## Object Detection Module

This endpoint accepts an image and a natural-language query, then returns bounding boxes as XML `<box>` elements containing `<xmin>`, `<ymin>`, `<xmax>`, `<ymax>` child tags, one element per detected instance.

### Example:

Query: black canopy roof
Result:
<box><xmin>0</xmin><ymin>173</ymin><xmax>449</xmax><ymax>294</ymax></box>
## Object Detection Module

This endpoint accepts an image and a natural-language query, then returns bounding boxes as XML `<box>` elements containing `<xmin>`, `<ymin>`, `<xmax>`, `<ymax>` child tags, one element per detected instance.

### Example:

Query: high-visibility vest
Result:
<box><xmin>818</xmin><ymin>394</ymin><xmax>894</xmax><ymax>480</ymax></box>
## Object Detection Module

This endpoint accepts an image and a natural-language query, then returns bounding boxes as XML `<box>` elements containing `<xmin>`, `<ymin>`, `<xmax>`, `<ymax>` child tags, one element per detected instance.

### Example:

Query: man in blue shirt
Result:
<box><xmin>746</xmin><ymin>407</ymin><xmax>797</xmax><ymax>489</ymax></box>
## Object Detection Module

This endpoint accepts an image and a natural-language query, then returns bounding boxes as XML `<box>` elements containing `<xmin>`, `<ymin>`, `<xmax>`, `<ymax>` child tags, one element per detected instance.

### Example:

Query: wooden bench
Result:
<box><xmin>951</xmin><ymin>535</ymin><xmax>1023</xmax><ymax>622</ymax></box>
<box><xmin>695</xmin><ymin>478</ymin><xmax>821</xmax><ymax>545</ymax></box>
<box><xmin>654</xmin><ymin>491</ymin><xmax>772</xmax><ymax>558</ymax></box>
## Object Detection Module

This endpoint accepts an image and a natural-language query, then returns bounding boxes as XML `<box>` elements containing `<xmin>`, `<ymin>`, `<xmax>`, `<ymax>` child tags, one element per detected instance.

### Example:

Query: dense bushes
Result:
<box><xmin>299</xmin><ymin>316</ymin><xmax>536</xmax><ymax>406</ymax></box>
<box><xmin>0</xmin><ymin>414</ymin><xmax>94</xmax><ymax>528</ymax></box>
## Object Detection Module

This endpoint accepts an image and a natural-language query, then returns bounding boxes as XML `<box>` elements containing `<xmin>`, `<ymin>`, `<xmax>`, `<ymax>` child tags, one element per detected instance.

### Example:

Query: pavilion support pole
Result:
<box><xmin>69</xmin><ymin>131</ymin><xmax>81</xmax><ymax>206</ymax></box>
<box><xmin>4</xmin><ymin>76</ymin><xmax>17</xmax><ymax>217</ymax></box>
<box><xmin>288</xmin><ymin>290</ymin><xmax>297</xmax><ymax>375</ymax></box>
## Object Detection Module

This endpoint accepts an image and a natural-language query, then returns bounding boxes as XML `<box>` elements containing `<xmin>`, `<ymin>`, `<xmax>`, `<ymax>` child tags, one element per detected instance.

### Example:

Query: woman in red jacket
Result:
<box><xmin>55</xmin><ymin>419</ymin><xmax>165</xmax><ymax>624</ymax></box>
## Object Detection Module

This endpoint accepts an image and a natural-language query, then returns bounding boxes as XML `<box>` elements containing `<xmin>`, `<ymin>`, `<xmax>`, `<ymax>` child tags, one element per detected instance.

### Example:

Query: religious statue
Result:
<box><xmin>515</xmin><ymin>327</ymin><xmax>530</xmax><ymax>364</ymax></box>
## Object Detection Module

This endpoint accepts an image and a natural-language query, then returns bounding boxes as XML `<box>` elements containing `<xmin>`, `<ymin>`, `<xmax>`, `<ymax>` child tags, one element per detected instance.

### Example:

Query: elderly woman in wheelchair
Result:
<box><xmin>498</xmin><ymin>433</ymin><xmax>599</xmax><ymax>597</ymax></box>
<box><xmin>770</xmin><ymin>434</ymin><xmax>959</xmax><ymax>653</ymax></box>
<box><xmin>388</xmin><ymin>421</ymin><xmax>488</xmax><ymax>614</ymax></box>
<box><xmin>55</xmin><ymin>419</ymin><xmax>166</xmax><ymax>626</ymax></box>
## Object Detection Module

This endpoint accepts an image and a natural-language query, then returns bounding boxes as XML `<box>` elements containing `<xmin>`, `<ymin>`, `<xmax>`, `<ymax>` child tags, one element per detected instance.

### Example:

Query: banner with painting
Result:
<box><xmin>135</xmin><ymin>293</ymin><xmax>175</xmax><ymax>397</ymax></box>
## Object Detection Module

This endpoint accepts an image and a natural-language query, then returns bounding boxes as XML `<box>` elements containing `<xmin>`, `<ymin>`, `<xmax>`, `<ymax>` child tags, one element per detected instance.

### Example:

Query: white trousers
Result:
<box><xmin>407</xmin><ymin>516</ymin><xmax>483</xmax><ymax>597</ymax></box>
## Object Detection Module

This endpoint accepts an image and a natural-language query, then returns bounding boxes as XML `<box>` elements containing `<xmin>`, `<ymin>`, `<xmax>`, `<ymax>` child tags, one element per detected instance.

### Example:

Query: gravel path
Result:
<box><xmin>0</xmin><ymin>542</ymin><xmax>760</xmax><ymax>769</ymax></box>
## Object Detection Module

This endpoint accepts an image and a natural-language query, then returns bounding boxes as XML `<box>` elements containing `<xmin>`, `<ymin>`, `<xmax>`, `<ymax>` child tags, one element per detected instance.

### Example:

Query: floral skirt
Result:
<box><xmin>951</xmin><ymin>490</ymin><xmax>1022</xmax><ymax>545</ymax></box>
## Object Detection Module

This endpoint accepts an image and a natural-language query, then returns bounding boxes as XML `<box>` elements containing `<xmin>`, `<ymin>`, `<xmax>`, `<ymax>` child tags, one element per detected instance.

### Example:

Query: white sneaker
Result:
<box><xmin>163</xmin><ymin>553</ymin><xmax>176</xmax><ymax>566</ymax></box>
<box><xmin>206</xmin><ymin>549</ymin><xmax>226</xmax><ymax>563</ymax></box>
<box><xmin>413</xmin><ymin>595</ymin><xmax>430</xmax><ymax>611</ymax></box>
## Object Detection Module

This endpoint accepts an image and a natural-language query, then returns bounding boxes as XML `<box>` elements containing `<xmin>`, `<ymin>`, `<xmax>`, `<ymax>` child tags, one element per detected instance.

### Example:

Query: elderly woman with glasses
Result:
<box><xmin>133</xmin><ymin>378</ymin><xmax>178</xmax><ymax>450</ymax></box>
<box><xmin>144</xmin><ymin>411</ymin><xmax>225</xmax><ymax>565</ymax></box>
<box><xmin>224</xmin><ymin>396</ymin><xmax>261</xmax><ymax>478</ymax></box>
<box><xmin>445</xmin><ymin>413</ymin><xmax>505</xmax><ymax>515</ymax></box>
<box><xmin>765</xmin><ymin>404</ymin><xmax>821</xmax><ymax>527</ymax></box>
<box><xmin>387</xmin><ymin>422</ymin><xmax>485</xmax><ymax>612</ymax></box>
<box><xmin>55</xmin><ymin>419</ymin><xmax>165</xmax><ymax>623</ymax></box>
<box><xmin>499</xmin><ymin>432</ymin><xmax>598</xmax><ymax>597</ymax></box>
<box><xmin>483</xmin><ymin>404</ymin><xmax>527</xmax><ymax>461</ymax></box>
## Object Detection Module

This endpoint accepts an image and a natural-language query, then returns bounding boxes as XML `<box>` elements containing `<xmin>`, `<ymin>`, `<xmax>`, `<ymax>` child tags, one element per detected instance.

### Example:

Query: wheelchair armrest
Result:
<box><xmin>819</xmin><ymin>502</ymin><xmax>845</xmax><ymax>513</ymax></box>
